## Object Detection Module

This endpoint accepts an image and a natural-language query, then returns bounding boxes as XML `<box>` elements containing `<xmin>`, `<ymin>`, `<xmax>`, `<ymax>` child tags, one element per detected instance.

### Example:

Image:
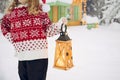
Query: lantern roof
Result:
<box><xmin>47</xmin><ymin>1</ymin><xmax>70</xmax><ymax>6</ymax></box>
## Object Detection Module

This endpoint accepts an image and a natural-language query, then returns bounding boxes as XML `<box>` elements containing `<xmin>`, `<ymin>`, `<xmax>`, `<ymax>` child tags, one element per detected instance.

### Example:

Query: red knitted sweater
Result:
<box><xmin>1</xmin><ymin>5</ymin><xmax>61</xmax><ymax>61</ymax></box>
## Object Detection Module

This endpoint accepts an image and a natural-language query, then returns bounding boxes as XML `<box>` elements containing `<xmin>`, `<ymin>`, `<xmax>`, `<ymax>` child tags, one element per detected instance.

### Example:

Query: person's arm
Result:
<box><xmin>1</xmin><ymin>14</ymin><xmax>13</xmax><ymax>43</ymax></box>
<box><xmin>42</xmin><ymin>13</ymin><xmax>67</xmax><ymax>37</ymax></box>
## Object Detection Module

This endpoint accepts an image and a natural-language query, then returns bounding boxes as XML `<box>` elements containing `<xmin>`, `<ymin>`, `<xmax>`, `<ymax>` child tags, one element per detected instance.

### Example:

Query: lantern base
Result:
<box><xmin>53</xmin><ymin>65</ymin><xmax>74</xmax><ymax>70</ymax></box>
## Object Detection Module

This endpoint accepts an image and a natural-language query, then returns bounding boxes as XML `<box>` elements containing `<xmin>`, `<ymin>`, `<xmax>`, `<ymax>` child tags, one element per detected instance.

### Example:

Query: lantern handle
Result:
<box><xmin>61</xmin><ymin>23</ymin><xmax>67</xmax><ymax>33</ymax></box>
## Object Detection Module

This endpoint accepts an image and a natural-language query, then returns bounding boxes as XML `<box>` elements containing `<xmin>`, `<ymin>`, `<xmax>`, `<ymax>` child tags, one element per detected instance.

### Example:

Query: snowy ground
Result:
<box><xmin>0</xmin><ymin>22</ymin><xmax>120</xmax><ymax>80</ymax></box>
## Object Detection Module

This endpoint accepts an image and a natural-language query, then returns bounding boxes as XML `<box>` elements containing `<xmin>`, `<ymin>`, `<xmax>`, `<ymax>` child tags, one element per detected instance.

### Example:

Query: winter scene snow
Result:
<box><xmin>0</xmin><ymin>0</ymin><xmax>120</xmax><ymax>80</ymax></box>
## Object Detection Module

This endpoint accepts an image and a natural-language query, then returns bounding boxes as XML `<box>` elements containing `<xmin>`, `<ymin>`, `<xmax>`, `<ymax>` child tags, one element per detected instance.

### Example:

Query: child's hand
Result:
<box><xmin>61</xmin><ymin>17</ymin><xmax>68</xmax><ymax>25</ymax></box>
<box><xmin>57</xmin><ymin>17</ymin><xmax>68</xmax><ymax>28</ymax></box>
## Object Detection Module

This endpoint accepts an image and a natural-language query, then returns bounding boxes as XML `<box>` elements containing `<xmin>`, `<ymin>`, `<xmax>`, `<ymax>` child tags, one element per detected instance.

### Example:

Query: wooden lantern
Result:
<box><xmin>54</xmin><ymin>24</ymin><xmax>74</xmax><ymax>70</ymax></box>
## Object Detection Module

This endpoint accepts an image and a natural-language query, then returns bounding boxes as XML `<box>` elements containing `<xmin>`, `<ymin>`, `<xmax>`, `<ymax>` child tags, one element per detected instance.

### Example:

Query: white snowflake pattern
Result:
<box><xmin>20</xmin><ymin>31</ymin><xmax>28</xmax><ymax>39</ymax></box>
<box><xmin>33</xmin><ymin>18</ymin><xmax>41</xmax><ymax>25</ymax></box>
<box><xmin>44</xmin><ymin>18</ymin><xmax>50</xmax><ymax>24</ymax></box>
<box><xmin>11</xmin><ymin>23</ymin><xmax>14</xmax><ymax>29</ymax></box>
<box><xmin>12</xmin><ymin>32</ymin><xmax>19</xmax><ymax>40</ymax></box>
<box><xmin>11</xmin><ymin>11</ymin><xmax>16</xmax><ymax>18</ymax></box>
<box><xmin>1</xmin><ymin>27</ymin><xmax>7</xmax><ymax>33</ymax></box>
<box><xmin>41</xmin><ymin>31</ymin><xmax>46</xmax><ymax>37</ymax></box>
<box><xmin>23</xmin><ymin>19</ymin><xmax>31</xmax><ymax>26</ymax></box>
<box><xmin>30</xmin><ymin>30</ymin><xmax>39</xmax><ymax>37</ymax></box>
<box><xmin>15</xmin><ymin>21</ymin><xmax>21</xmax><ymax>28</ymax></box>
<box><xmin>17</xmin><ymin>9</ymin><xmax>27</xmax><ymax>17</ymax></box>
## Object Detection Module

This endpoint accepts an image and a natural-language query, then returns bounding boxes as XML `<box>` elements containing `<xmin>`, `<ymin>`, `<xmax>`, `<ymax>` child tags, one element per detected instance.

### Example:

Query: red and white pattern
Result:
<box><xmin>33</xmin><ymin>18</ymin><xmax>42</xmax><ymax>25</ymax></box>
<box><xmin>30</xmin><ymin>29</ymin><xmax>39</xmax><ymax>38</ymax></box>
<box><xmin>11</xmin><ymin>11</ymin><xmax>16</xmax><ymax>18</ymax></box>
<box><xmin>15</xmin><ymin>21</ymin><xmax>21</xmax><ymax>28</ymax></box>
<box><xmin>1</xmin><ymin>6</ymin><xmax>61</xmax><ymax>61</ymax></box>
<box><xmin>23</xmin><ymin>19</ymin><xmax>32</xmax><ymax>27</ymax></box>
<box><xmin>12</xmin><ymin>32</ymin><xmax>19</xmax><ymax>40</ymax></box>
<box><xmin>20</xmin><ymin>31</ymin><xmax>28</xmax><ymax>39</ymax></box>
<box><xmin>17</xmin><ymin>9</ymin><xmax>27</xmax><ymax>17</ymax></box>
<box><xmin>13</xmin><ymin>39</ymin><xmax>48</xmax><ymax>53</ymax></box>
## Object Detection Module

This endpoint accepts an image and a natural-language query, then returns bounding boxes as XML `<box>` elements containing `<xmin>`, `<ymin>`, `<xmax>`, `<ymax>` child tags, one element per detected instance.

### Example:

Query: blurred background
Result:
<box><xmin>0</xmin><ymin>0</ymin><xmax>120</xmax><ymax>80</ymax></box>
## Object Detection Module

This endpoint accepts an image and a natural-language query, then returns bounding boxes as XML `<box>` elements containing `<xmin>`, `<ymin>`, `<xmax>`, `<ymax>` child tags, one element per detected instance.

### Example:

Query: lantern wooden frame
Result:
<box><xmin>54</xmin><ymin>40</ymin><xmax>74</xmax><ymax>70</ymax></box>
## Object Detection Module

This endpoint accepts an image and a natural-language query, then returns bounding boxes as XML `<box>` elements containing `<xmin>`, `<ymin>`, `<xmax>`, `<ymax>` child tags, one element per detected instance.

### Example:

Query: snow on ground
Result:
<box><xmin>0</xmin><ymin>12</ymin><xmax>120</xmax><ymax>80</ymax></box>
<box><xmin>84</xmin><ymin>15</ymin><xmax>99</xmax><ymax>23</ymax></box>
<box><xmin>0</xmin><ymin>22</ymin><xmax>120</xmax><ymax>80</ymax></box>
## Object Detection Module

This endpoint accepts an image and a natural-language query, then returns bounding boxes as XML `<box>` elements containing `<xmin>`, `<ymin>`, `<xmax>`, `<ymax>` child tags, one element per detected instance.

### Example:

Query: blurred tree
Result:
<box><xmin>0</xmin><ymin>0</ymin><xmax>9</xmax><ymax>13</ymax></box>
<box><xmin>100</xmin><ymin>0</ymin><xmax>120</xmax><ymax>24</ymax></box>
<box><xmin>86</xmin><ymin>0</ymin><xmax>105</xmax><ymax>19</ymax></box>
